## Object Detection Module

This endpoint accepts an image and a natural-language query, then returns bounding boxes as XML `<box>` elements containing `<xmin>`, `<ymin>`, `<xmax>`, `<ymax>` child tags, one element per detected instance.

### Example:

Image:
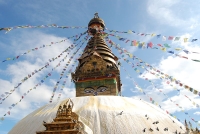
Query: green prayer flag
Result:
<box><xmin>164</xmin><ymin>44</ymin><xmax>170</xmax><ymax>48</ymax></box>
<box><xmin>192</xmin><ymin>59</ymin><xmax>200</xmax><ymax>62</ymax></box>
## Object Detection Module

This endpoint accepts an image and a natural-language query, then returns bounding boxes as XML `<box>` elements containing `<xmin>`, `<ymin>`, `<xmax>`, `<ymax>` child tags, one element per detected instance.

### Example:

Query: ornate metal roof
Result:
<box><xmin>88</xmin><ymin>13</ymin><xmax>105</xmax><ymax>30</ymax></box>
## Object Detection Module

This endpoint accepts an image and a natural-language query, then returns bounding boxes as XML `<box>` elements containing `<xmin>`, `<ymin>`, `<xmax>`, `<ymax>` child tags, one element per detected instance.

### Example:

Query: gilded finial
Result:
<box><xmin>94</xmin><ymin>12</ymin><xmax>99</xmax><ymax>18</ymax></box>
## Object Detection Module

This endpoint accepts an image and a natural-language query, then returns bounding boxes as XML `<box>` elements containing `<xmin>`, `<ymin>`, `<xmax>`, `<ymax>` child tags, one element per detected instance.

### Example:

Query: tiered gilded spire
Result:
<box><xmin>72</xmin><ymin>13</ymin><xmax>121</xmax><ymax>97</ymax></box>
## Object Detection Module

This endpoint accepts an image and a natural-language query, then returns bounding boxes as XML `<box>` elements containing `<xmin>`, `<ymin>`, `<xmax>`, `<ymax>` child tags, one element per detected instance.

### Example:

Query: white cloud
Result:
<box><xmin>194</xmin><ymin>112</ymin><xmax>200</xmax><ymax>115</ymax></box>
<box><xmin>147</xmin><ymin>0</ymin><xmax>200</xmax><ymax>29</ymax></box>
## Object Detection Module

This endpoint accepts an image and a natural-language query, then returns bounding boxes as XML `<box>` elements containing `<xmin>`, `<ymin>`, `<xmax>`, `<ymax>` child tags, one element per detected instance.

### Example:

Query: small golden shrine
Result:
<box><xmin>36</xmin><ymin>99</ymin><xmax>86</xmax><ymax>134</ymax></box>
<box><xmin>71</xmin><ymin>13</ymin><xmax>122</xmax><ymax>97</ymax></box>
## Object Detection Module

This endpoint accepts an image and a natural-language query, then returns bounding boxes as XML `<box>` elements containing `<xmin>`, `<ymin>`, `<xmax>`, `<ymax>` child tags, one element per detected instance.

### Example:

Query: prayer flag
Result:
<box><xmin>162</xmin><ymin>36</ymin><xmax>166</xmax><ymax>41</ymax></box>
<box><xmin>157</xmin><ymin>34</ymin><xmax>161</xmax><ymax>38</ymax></box>
<box><xmin>125</xmin><ymin>40</ymin><xmax>130</xmax><ymax>43</ymax></box>
<box><xmin>168</xmin><ymin>36</ymin><xmax>174</xmax><ymax>40</ymax></box>
<box><xmin>119</xmin><ymin>38</ymin><xmax>126</xmax><ymax>41</ymax></box>
<box><xmin>184</xmin><ymin>38</ymin><xmax>188</xmax><ymax>43</ymax></box>
<box><xmin>175</xmin><ymin>48</ymin><xmax>182</xmax><ymax>51</ymax></box>
<box><xmin>193</xmin><ymin>89</ymin><xmax>198</xmax><ymax>94</ymax></box>
<box><xmin>168</xmin><ymin>51</ymin><xmax>174</xmax><ymax>54</ymax></box>
<box><xmin>191</xmin><ymin>39</ymin><xmax>197</xmax><ymax>42</ymax></box>
<box><xmin>157</xmin><ymin>44</ymin><xmax>162</xmax><ymax>47</ymax></box>
<box><xmin>183</xmin><ymin>50</ymin><xmax>189</xmax><ymax>54</ymax></box>
<box><xmin>127</xmin><ymin>30</ymin><xmax>133</xmax><ymax>34</ymax></box>
<box><xmin>164</xmin><ymin>44</ymin><xmax>170</xmax><ymax>48</ymax></box>
<box><xmin>189</xmin><ymin>88</ymin><xmax>193</xmax><ymax>92</ymax></box>
<box><xmin>131</xmin><ymin>40</ymin><xmax>137</xmax><ymax>46</ymax></box>
<box><xmin>161</xmin><ymin>47</ymin><xmax>166</xmax><ymax>51</ymax></box>
<box><xmin>4</xmin><ymin>92</ymin><xmax>9</xmax><ymax>95</ymax></box>
<box><xmin>174</xmin><ymin>37</ymin><xmax>180</xmax><ymax>41</ymax></box>
<box><xmin>192</xmin><ymin>59</ymin><xmax>200</xmax><ymax>62</ymax></box>
<box><xmin>138</xmin><ymin>42</ymin><xmax>144</xmax><ymax>49</ymax></box>
<box><xmin>147</xmin><ymin>42</ymin><xmax>153</xmax><ymax>48</ymax></box>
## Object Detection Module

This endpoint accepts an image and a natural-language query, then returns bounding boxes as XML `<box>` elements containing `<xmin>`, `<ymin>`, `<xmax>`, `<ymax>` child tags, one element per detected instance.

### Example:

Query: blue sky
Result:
<box><xmin>0</xmin><ymin>0</ymin><xmax>200</xmax><ymax>133</ymax></box>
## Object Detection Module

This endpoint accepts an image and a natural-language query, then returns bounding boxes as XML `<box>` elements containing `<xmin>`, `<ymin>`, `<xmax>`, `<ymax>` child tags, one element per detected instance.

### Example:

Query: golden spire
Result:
<box><xmin>71</xmin><ymin>13</ymin><xmax>121</xmax><ymax>97</ymax></box>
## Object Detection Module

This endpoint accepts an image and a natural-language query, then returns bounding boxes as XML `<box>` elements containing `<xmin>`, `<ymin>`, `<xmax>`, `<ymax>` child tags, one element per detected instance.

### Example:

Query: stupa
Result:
<box><xmin>8</xmin><ymin>13</ymin><xmax>199</xmax><ymax>134</ymax></box>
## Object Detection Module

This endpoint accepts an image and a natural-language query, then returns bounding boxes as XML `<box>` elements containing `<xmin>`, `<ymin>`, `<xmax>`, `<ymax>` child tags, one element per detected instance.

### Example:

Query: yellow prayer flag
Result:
<box><xmin>193</xmin><ymin>89</ymin><xmax>198</xmax><ymax>94</ymax></box>
<box><xmin>184</xmin><ymin>38</ymin><xmax>188</xmax><ymax>43</ymax></box>
<box><xmin>174</xmin><ymin>116</ymin><xmax>177</xmax><ymax>119</ymax></box>
<box><xmin>175</xmin><ymin>48</ymin><xmax>182</xmax><ymax>51</ymax></box>
<box><xmin>128</xmin><ymin>53</ymin><xmax>133</xmax><ymax>58</ymax></box>
<box><xmin>128</xmin><ymin>30</ymin><xmax>133</xmax><ymax>34</ymax></box>
<box><xmin>161</xmin><ymin>47</ymin><xmax>166</xmax><ymax>51</ymax></box>
<box><xmin>151</xmin><ymin>33</ymin><xmax>156</xmax><ymax>37</ymax></box>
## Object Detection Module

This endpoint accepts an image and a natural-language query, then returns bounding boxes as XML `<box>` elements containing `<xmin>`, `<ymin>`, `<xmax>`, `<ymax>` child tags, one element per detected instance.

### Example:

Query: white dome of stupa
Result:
<box><xmin>9</xmin><ymin>96</ymin><xmax>185</xmax><ymax>134</ymax></box>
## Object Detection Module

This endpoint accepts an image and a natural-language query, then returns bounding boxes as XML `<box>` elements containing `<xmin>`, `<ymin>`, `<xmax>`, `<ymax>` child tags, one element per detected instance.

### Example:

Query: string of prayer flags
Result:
<box><xmin>0</xmin><ymin>24</ymin><xmax>87</xmax><ymax>33</ymax></box>
<box><xmin>106</xmin><ymin>37</ymin><xmax>200</xmax><ymax>97</ymax></box>
<box><xmin>56</xmin><ymin>52</ymin><xmax>83</xmax><ymax>102</ymax></box>
<box><xmin>104</xmin><ymin>32</ymin><xmax>200</xmax><ymax>54</ymax></box>
<box><xmin>0</xmin><ymin>62</ymin><xmax>49</xmax><ymax>104</ymax></box>
<box><xmin>49</xmin><ymin>39</ymin><xmax>87</xmax><ymax>103</ymax></box>
<box><xmin>1</xmin><ymin>31</ymin><xmax>87</xmax><ymax>63</ymax></box>
<box><xmin>105</xmin><ymin>29</ymin><xmax>199</xmax><ymax>43</ymax></box>
<box><xmin>104</xmin><ymin>32</ymin><xmax>200</xmax><ymax>63</ymax></box>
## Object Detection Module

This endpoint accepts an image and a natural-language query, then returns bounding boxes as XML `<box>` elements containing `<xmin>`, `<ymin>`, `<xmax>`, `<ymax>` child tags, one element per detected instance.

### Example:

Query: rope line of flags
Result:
<box><xmin>105</xmin><ymin>29</ymin><xmax>198</xmax><ymax>43</ymax></box>
<box><xmin>0</xmin><ymin>24</ymin><xmax>87</xmax><ymax>33</ymax></box>
<box><xmin>0</xmin><ymin>31</ymin><xmax>87</xmax><ymax>63</ymax></box>
<box><xmin>103</xmin><ymin>32</ymin><xmax>200</xmax><ymax>63</ymax></box>
<box><xmin>49</xmin><ymin>36</ymin><xmax>88</xmax><ymax>103</ymax></box>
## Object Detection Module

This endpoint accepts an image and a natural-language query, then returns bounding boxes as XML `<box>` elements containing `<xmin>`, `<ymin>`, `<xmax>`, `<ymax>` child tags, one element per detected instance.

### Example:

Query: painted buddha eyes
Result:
<box><xmin>84</xmin><ymin>86</ymin><xmax>108</xmax><ymax>94</ymax></box>
<box><xmin>97</xmin><ymin>86</ymin><xmax>107</xmax><ymax>92</ymax></box>
<box><xmin>84</xmin><ymin>87</ymin><xmax>94</xmax><ymax>94</ymax></box>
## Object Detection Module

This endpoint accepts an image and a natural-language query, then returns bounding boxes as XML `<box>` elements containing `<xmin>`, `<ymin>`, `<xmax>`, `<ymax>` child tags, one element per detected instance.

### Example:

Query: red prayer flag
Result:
<box><xmin>148</xmin><ymin>42</ymin><xmax>153</xmax><ymax>48</ymax></box>
<box><xmin>168</xmin><ymin>36</ymin><xmax>174</xmax><ymax>40</ymax></box>
<box><xmin>157</xmin><ymin>44</ymin><xmax>162</xmax><ymax>47</ymax></box>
